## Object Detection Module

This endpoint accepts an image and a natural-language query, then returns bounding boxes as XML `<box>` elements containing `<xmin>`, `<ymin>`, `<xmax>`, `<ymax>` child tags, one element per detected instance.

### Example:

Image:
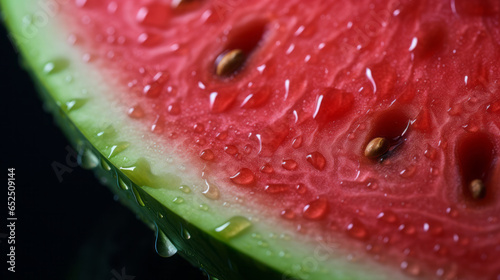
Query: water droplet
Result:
<box><xmin>243</xmin><ymin>145</ymin><xmax>253</xmax><ymax>154</ymax></box>
<box><xmin>296</xmin><ymin>184</ymin><xmax>307</xmax><ymax>194</ymax></box>
<box><xmin>195</xmin><ymin>138</ymin><xmax>206</xmax><ymax>146</ymax></box>
<box><xmin>398</xmin><ymin>223</ymin><xmax>416</xmax><ymax>235</ymax></box>
<box><xmin>282</xmin><ymin>159</ymin><xmax>298</xmax><ymax>171</ymax></box>
<box><xmin>131</xmin><ymin>185</ymin><xmax>145</xmax><ymax>207</ymax></box>
<box><xmin>43</xmin><ymin>58</ymin><xmax>69</xmax><ymax>74</ymax></box>
<box><xmin>155</xmin><ymin>227</ymin><xmax>177</xmax><ymax>257</ymax></box>
<box><xmin>209</xmin><ymin>89</ymin><xmax>237</xmax><ymax>113</ymax></box>
<box><xmin>216</xmin><ymin>131</ymin><xmax>228</xmax><ymax>140</ymax></box>
<box><xmin>118</xmin><ymin>177</ymin><xmax>130</xmax><ymax>190</ymax></box>
<box><xmin>173</xmin><ymin>197</ymin><xmax>184</xmax><ymax>204</ymax></box>
<box><xmin>137</xmin><ymin>32</ymin><xmax>162</xmax><ymax>47</ymax></box>
<box><xmin>167</xmin><ymin>102</ymin><xmax>181</xmax><ymax>115</ymax></box>
<box><xmin>312</xmin><ymin>88</ymin><xmax>354</xmax><ymax>125</ymax></box>
<box><xmin>199</xmin><ymin>204</ymin><xmax>209</xmax><ymax>211</ymax></box>
<box><xmin>183</xmin><ymin>229</ymin><xmax>191</xmax><ymax>239</ymax></box>
<box><xmin>377</xmin><ymin>210</ymin><xmax>398</xmax><ymax>224</ymax></box>
<box><xmin>224</xmin><ymin>145</ymin><xmax>238</xmax><ymax>155</ymax></box>
<box><xmin>143</xmin><ymin>83</ymin><xmax>162</xmax><ymax>98</ymax></box>
<box><xmin>62</xmin><ymin>99</ymin><xmax>87</xmax><ymax>112</ymax></box>
<box><xmin>214</xmin><ymin>216</ymin><xmax>252</xmax><ymax>239</ymax></box>
<box><xmin>260</xmin><ymin>163</ymin><xmax>274</xmax><ymax>174</ymax></box>
<box><xmin>400</xmin><ymin>260</ymin><xmax>421</xmax><ymax>276</ymax></box>
<box><xmin>346</xmin><ymin>219</ymin><xmax>369</xmax><ymax>240</ymax></box>
<box><xmin>193</xmin><ymin>123</ymin><xmax>205</xmax><ymax>133</ymax></box>
<box><xmin>306</xmin><ymin>152</ymin><xmax>326</xmax><ymax>170</ymax></box>
<box><xmin>179</xmin><ymin>185</ymin><xmax>191</xmax><ymax>193</ymax></box>
<box><xmin>107</xmin><ymin>142</ymin><xmax>130</xmax><ymax>158</ymax></box>
<box><xmin>303</xmin><ymin>197</ymin><xmax>328</xmax><ymax>220</ymax></box>
<box><xmin>101</xmin><ymin>159</ymin><xmax>111</xmax><ymax>171</ymax></box>
<box><xmin>292</xmin><ymin>135</ymin><xmax>303</xmax><ymax>149</ymax></box>
<box><xmin>78</xmin><ymin>148</ymin><xmax>99</xmax><ymax>169</ymax></box>
<box><xmin>128</xmin><ymin>105</ymin><xmax>145</xmax><ymax>118</ymax></box>
<box><xmin>200</xmin><ymin>149</ymin><xmax>215</xmax><ymax>161</ymax></box>
<box><xmin>230</xmin><ymin>168</ymin><xmax>256</xmax><ymax>186</ymax></box>
<box><xmin>136</xmin><ymin>3</ymin><xmax>170</xmax><ymax>28</ymax></box>
<box><xmin>151</xmin><ymin>115</ymin><xmax>164</xmax><ymax>133</ymax></box>
<box><xmin>240</xmin><ymin>87</ymin><xmax>272</xmax><ymax>109</ymax></box>
<box><xmin>202</xmin><ymin>180</ymin><xmax>220</xmax><ymax>200</ymax></box>
<box><xmin>280</xmin><ymin>209</ymin><xmax>296</xmax><ymax>220</ymax></box>
<box><xmin>264</xmin><ymin>184</ymin><xmax>289</xmax><ymax>194</ymax></box>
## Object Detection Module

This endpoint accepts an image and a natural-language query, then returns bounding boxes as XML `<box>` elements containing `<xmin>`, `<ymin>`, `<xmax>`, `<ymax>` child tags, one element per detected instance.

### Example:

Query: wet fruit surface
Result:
<box><xmin>61</xmin><ymin>0</ymin><xmax>500</xmax><ymax>278</ymax></box>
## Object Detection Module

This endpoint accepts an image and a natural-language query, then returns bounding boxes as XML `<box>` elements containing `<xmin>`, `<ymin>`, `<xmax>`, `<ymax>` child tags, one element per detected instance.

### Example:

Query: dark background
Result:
<box><xmin>0</xmin><ymin>16</ymin><xmax>205</xmax><ymax>280</ymax></box>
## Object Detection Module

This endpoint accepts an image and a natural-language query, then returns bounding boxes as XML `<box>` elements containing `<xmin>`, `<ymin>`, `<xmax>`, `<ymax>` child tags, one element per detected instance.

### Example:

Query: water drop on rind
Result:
<box><xmin>132</xmin><ymin>185</ymin><xmax>145</xmax><ymax>207</ymax></box>
<box><xmin>155</xmin><ymin>227</ymin><xmax>178</xmax><ymax>257</ymax></box>
<box><xmin>214</xmin><ymin>216</ymin><xmax>252</xmax><ymax>239</ymax></box>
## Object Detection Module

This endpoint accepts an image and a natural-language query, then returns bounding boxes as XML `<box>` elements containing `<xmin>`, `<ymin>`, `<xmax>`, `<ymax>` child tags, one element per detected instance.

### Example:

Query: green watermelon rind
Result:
<box><xmin>1</xmin><ymin>1</ymin><xmax>409</xmax><ymax>279</ymax></box>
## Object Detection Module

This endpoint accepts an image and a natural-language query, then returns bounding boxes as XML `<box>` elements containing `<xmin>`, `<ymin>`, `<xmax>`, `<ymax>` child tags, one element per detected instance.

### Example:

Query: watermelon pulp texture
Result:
<box><xmin>6</xmin><ymin>0</ymin><xmax>500</xmax><ymax>279</ymax></box>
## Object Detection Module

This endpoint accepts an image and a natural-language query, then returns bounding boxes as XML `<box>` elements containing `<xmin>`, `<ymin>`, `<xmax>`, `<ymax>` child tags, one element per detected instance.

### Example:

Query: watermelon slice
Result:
<box><xmin>3</xmin><ymin>0</ymin><xmax>500</xmax><ymax>279</ymax></box>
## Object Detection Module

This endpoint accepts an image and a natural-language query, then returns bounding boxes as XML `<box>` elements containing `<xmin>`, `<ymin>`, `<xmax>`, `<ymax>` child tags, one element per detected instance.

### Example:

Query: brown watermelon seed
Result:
<box><xmin>469</xmin><ymin>179</ymin><xmax>486</xmax><ymax>199</ymax></box>
<box><xmin>364</xmin><ymin>137</ymin><xmax>390</xmax><ymax>159</ymax></box>
<box><xmin>216</xmin><ymin>49</ymin><xmax>246</xmax><ymax>77</ymax></box>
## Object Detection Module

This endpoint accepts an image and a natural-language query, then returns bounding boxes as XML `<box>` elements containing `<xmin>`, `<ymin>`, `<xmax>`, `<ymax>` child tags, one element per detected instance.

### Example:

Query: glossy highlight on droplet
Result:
<box><xmin>214</xmin><ymin>216</ymin><xmax>252</xmax><ymax>239</ymax></box>
<box><xmin>230</xmin><ymin>168</ymin><xmax>256</xmax><ymax>186</ymax></box>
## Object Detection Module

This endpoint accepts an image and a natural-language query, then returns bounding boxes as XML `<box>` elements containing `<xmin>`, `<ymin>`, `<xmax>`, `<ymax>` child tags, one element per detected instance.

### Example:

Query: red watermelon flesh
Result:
<box><xmin>59</xmin><ymin>0</ymin><xmax>500</xmax><ymax>278</ymax></box>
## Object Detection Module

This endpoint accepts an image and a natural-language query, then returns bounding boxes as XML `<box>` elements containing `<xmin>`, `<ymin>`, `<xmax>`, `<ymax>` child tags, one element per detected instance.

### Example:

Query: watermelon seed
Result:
<box><xmin>216</xmin><ymin>49</ymin><xmax>246</xmax><ymax>77</ymax></box>
<box><xmin>456</xmin><ymin>132</ymin><xmax>495</xmax><ymax>201</ymax></box>
<box><xmin>364</xmin><ymin>137</ymin><xmax>390</xmax><ymax>159</ymax></box>
<box><xmin>469</xmin><ymin>179</ymin><xmax>486</xmax><ymax>199</ymax></box>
